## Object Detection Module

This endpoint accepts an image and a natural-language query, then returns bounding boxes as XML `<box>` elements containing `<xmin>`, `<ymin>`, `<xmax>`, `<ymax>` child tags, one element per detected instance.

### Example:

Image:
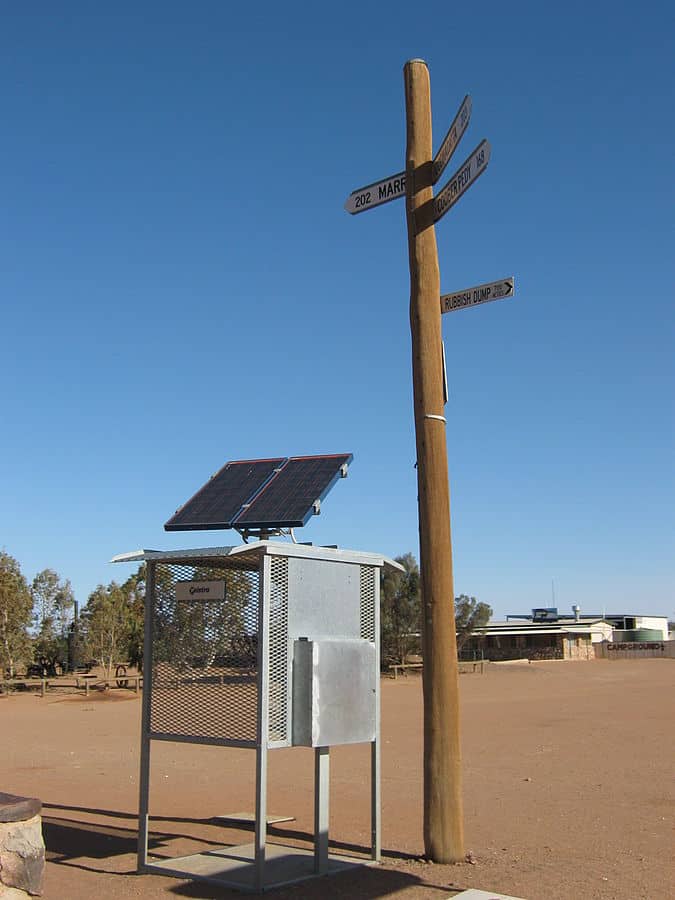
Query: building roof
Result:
<box><xmin>580</xmin><ymin>614</ymin><xmax>668</xmax><ymax>620</ymax></box>
<box><xmin>474</xmin><ymin>625</ymin><xmax>609</xmax><ymax>637</ymax></box>
<box><xmin>485</xmin><ymin>618</ymin><xmax>609</xmax><ymax>629</ymax></box>
<box><xmin>473</xmin><ymin>619</ymin><xmax>613</xmax><ymax>639</ymax></box>
<box><xmin>507</xmin><ymin>612</ymin><xmax>668</xmax><ymax>621</ymax></box>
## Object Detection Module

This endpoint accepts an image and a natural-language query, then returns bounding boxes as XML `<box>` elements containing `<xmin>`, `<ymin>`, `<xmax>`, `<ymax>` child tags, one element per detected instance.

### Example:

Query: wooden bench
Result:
<box><xmin>0</xmin><ymin>679</ymin><xmax>50</xmax><ymax>696</ymax></box>
<box><xmin>1</xmin><ymin>674</ymin><xmax>143</xmax><ymax>698</ymax></box>
<box><xmin>458</xmin><ymin>660</ymin><xmax>486</xmax><ymax>674</ymax></box>
<box><xmin>0</xmin><ymin>791</ymin><xmax>41</xmax><ymax>822</ymax></box>
<box><xmin>389</xmin><ymin>660</ymin><xmax>486</xmax><ymax>679</ymax></box>
<box><xmin>389</xmin><ymin>662</ymin><xmax>423</xmax><ymax>679</ymax></box>
<box><xmin>69</xmin><ymin>674</ymin><xmax>100</xmax><ymax>696</ymax></box>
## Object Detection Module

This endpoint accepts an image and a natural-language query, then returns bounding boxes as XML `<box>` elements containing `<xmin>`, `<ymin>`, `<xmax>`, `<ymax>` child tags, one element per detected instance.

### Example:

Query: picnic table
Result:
<box><xmin>1</xmin><ymin>672</ymin><xmax>143</xmax><ymax>697</ymax></box>
<box><xmin>388</xmin><ymin>660</ymin><xmax>486</xmax><ymax>679</ymax></box>
<box><xmin>389</xmin><ymin>662</ymin><xmax>423</xmax><ymax>679</ymax></box>
<box><xmin>0</xmin><ymin>678</ymin><xmax>51</xmax><ymax>696</ymax></box>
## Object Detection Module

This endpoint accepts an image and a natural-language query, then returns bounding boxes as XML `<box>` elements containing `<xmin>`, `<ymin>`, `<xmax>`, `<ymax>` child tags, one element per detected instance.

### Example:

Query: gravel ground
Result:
<box><xmin>2</xmin><ymin>658</ymin><xmax>673</xmax><ymax>899</ymax></box>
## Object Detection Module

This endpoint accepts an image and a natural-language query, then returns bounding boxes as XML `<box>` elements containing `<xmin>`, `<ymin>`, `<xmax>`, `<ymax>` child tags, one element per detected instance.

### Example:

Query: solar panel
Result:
<box><xmin>235</xmin><ymin>454</ymin><xmax>351</xmax><ymax>528</ymax></box>
<box><xmin>164</xmin><ymin>453</ymin><xmax>352</xmax><ymax>533</ymax></box>
<box><xmin>165</xmin><ymin>458</ymin><xmax>284</xmax><ymax>532</ymax></box>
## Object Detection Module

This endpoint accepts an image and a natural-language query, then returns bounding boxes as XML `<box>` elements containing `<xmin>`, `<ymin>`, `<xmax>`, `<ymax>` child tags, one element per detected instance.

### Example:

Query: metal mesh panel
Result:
<box><xmin>359</xmin><ymin>565</ymin><xmax>376</xmax><ymax>642</ymax></box>
<box><xmin>149</xmin><ymin>557</ymin><xmax>260</xmax><ymax>744</ymax></box>
<box><xmin>268</xmin><ymin>556</ymin><xmax>289</xmax><ymax>743</ymax></box>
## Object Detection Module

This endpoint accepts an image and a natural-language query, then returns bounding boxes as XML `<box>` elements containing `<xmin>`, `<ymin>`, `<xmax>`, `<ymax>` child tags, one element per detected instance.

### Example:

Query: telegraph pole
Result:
<box><xmin>345</xmin><ymin>58</ymin><xmax>501</xmax><ymax>863</ymax></box>
<box><xmin>403</xmin><ymin>59</ymin><xmax>465</xmax><ymax>863</ymax></box>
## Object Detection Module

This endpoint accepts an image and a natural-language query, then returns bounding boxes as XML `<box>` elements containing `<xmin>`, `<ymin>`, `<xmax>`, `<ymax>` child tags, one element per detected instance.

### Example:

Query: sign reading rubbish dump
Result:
<box><xmin>441</xmin><ymin>277</ymin><xmax>515</xmax><ymax>314</ymax></box>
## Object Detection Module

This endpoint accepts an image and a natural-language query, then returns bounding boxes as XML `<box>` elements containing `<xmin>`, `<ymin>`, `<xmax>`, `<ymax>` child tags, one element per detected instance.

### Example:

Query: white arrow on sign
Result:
<box><xmin>432</xmin><ymin>94</ymin><xmax>472</xmax><ymax>184</ymax></box>
<box><xmin>433</xmin><ymin>138</ymin><xmax>490</xmax><ymax>223</ymax></box>
<box><xmin>344</xmin><ymin>171</ymin><xmax>406</xmax><ymax>215</ymax></box>
<box><xmin>441</xmin><ymin>277</ymin><xmax>515</xmax><ymax>314</ymax></box>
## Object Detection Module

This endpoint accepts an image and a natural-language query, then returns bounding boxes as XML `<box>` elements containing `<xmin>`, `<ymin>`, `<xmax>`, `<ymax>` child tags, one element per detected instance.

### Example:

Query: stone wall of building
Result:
<box><xmin>562</xmin><ymin>635</ymin><xmax>595</xmax><ymax>660</ymax></box>
<box><xmin>465</xmin><ymin>635</ymin><xmax>565</xmax><ymax>662</ymax></box>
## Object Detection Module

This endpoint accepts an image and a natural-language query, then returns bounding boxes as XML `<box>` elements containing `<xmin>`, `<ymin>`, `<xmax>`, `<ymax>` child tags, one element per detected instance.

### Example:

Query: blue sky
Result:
<box><xmin>1</xmin><ymin>2</ymin><xmax>673</xmax><ymax>621</ymax></box>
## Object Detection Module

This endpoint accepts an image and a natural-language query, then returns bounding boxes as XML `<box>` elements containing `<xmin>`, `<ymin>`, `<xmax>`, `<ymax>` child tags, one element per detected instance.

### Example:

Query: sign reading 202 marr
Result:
<box><xmin>176</xmin><ymin>580</ymin><xmax>226</xmax><ymax>602</ymax></box>
<box><xmin>344</xmin><ymin>171</ymin><xmax>406</xmax><ymax>215</ymax></box>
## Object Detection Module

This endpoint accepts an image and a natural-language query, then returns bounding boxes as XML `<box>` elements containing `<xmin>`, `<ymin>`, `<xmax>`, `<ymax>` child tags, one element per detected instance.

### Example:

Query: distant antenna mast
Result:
<box><xmin>551</xmin><ymin>578</ymin><xmax>556</xmax><ymax>607</ymax></box>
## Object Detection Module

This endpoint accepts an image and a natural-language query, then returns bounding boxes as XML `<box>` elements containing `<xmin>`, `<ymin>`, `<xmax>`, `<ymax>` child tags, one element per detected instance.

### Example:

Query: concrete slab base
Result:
<box><xmin>452</xmin><ymin>889</ymin><xmax>527</xmax><ymax>899</ymax></box>
<box><xmin>214</xmin><ymin>812</ymin><xmax>294</xmax><ymax>826</ymax></box>
<box><xmin>144</xmin><ymin>841</ymin><xmax>374</xmax><ymax>892</ymax></box>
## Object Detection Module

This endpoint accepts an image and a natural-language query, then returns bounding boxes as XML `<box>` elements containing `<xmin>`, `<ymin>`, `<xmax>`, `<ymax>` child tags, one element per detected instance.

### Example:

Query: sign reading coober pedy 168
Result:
<box><xmin>433</xmin><ymin>139</ymin><xmax>490</xmax><ymax>223</ymax></box>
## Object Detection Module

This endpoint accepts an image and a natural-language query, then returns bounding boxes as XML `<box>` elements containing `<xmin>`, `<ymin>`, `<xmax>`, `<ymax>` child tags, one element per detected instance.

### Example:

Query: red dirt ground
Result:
<box><xmin>2</xmin><ymin>659</ymin><xmax>673</xmax><ymax>899</ymax></box>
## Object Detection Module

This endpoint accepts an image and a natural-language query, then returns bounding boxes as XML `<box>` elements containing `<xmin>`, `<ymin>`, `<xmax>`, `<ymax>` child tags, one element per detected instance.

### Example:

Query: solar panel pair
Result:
<box><xmin>164</xmin><ymin>454</ymin><xmax>353</xmax><ymax>532</ymax></box>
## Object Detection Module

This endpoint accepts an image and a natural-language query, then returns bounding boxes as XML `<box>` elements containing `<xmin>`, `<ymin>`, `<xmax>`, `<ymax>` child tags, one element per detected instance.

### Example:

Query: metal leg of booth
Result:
<box><xmin>314</xmin><ymin>746</ymin><xmax>330</xmax><ymax>874</ymax></box>
<box><xmin>137</xmin><ymin>561</ymin><xmax>155</xmax><ymax>872</ymax></box>
<box><xmin>254</xmin><ymin>742</ymin><xmax>268</xmax><ymax>891</ymax></box>
<box><xmin>371</xmin><ymin>739</ymin><xmax>381</xmax><ymax>861</ymax></box>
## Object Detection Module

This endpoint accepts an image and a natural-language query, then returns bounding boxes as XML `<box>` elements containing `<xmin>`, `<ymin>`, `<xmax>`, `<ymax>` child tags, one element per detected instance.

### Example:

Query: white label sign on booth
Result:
<box><xmin>175</xmin><ymin>580</ymin><xmax>226</xmax><ymax>602</ymax></box>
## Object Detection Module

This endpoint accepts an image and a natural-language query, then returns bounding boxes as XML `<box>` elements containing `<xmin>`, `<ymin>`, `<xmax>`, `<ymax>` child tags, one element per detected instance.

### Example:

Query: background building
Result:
<box><xmin>464</xmin><ymin>607</ymin><xmax>670</xmax><ymax>662</ymax></box>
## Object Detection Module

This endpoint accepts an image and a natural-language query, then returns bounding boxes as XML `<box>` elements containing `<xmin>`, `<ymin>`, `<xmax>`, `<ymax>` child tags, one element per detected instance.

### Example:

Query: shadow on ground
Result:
<box><xmin>168</xmin><ymin>867</ymin><xmax>455</xmax><ymax>899</ymax></box>
<box><xmin>42</xmin><ymin>816</ymin><xmax>173</xmax><ymax>873</ymax></box>
<box><xmin>41</xmin><ymin>802</ymin><xmax>457</xmax><ymax>898</ymax></box>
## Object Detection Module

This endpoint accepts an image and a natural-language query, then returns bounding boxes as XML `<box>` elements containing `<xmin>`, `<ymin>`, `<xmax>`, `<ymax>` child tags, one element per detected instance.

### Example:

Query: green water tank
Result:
<box><xmin>623</xmin><ymin>628</ymin><xmax>662</xmax><ymax>642</ymax></box>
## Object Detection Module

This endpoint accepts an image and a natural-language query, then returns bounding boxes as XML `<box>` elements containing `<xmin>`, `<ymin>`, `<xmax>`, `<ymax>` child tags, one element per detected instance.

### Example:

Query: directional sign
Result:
<box><xmin>344</xmin><ymin>171</ymin><xmax>406</xmax><ymax>215</ymax></box>
<box><xmin>441</xmin><ymin>276</ymin><xmax>515</xmax><ymax>314</ymax></box>
<box><xmin>432</xmin><ymin>94</ymin><xmax>472</xmax><ymax>184</ymax></box>
<box><xmin>433</xmin><ymin>139</ymin><xmax>490</xmax><ymax>223</ymax></box>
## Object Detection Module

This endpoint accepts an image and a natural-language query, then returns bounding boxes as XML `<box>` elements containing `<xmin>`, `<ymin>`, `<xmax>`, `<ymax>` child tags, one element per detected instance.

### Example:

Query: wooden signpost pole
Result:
<box><xmin>345</xmin><ymin>57</ymin><xmax>500</xmax><ymax>862</ymax></box>
<box><xmin>403</xmin><ymin>58</ymin><xmax>465</xmax><ymax>864</ymax></box>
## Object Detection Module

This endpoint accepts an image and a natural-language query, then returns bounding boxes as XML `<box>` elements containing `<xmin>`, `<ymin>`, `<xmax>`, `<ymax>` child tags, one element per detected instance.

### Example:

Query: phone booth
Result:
<box><xmin>112</xmin><ymin>454</ymin><xmax>401</xmax><ymax>891</ymax></box>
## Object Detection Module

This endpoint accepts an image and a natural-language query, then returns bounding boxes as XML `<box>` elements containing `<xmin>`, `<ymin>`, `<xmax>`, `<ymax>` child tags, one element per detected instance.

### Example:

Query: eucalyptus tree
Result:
<box><xmin>454</xmin><ymin>594</ymin><xmax>492</xmax><ymax>649</ymax></box>
<box><xmin>380</xmin><ymin>552</ymin><xmax>421</xmax><ymax>666</ymax></box>
<box><xmin>31</xmin><ymin>568</ymin><xmax>74</xmax><ymax>671</ymax></box>
<box><xmin>0</xmin><ymin>551</ymin><xmax>32</xmax><ymax>677</ymax></box>
<box><xmin>81</xmin><ymin>582</ymin><xmax>131</xmax><ymax>678</ymax></box>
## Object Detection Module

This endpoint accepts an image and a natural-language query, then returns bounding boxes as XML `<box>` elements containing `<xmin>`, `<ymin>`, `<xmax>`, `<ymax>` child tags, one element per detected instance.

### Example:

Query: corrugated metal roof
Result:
<box><xmin>486</xmin><ymin>618</ymin><xmax>607</xmax><ymax>628</ymax></box>
<box><xmin>474</xmin><ymin>624</ymin><xmax>611</xmax><ymax>637</ymax></box>
<box><xmin>507</xmin><ymin>612</ymin><xmax>668</xmax><ymax>621</ymax></box>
